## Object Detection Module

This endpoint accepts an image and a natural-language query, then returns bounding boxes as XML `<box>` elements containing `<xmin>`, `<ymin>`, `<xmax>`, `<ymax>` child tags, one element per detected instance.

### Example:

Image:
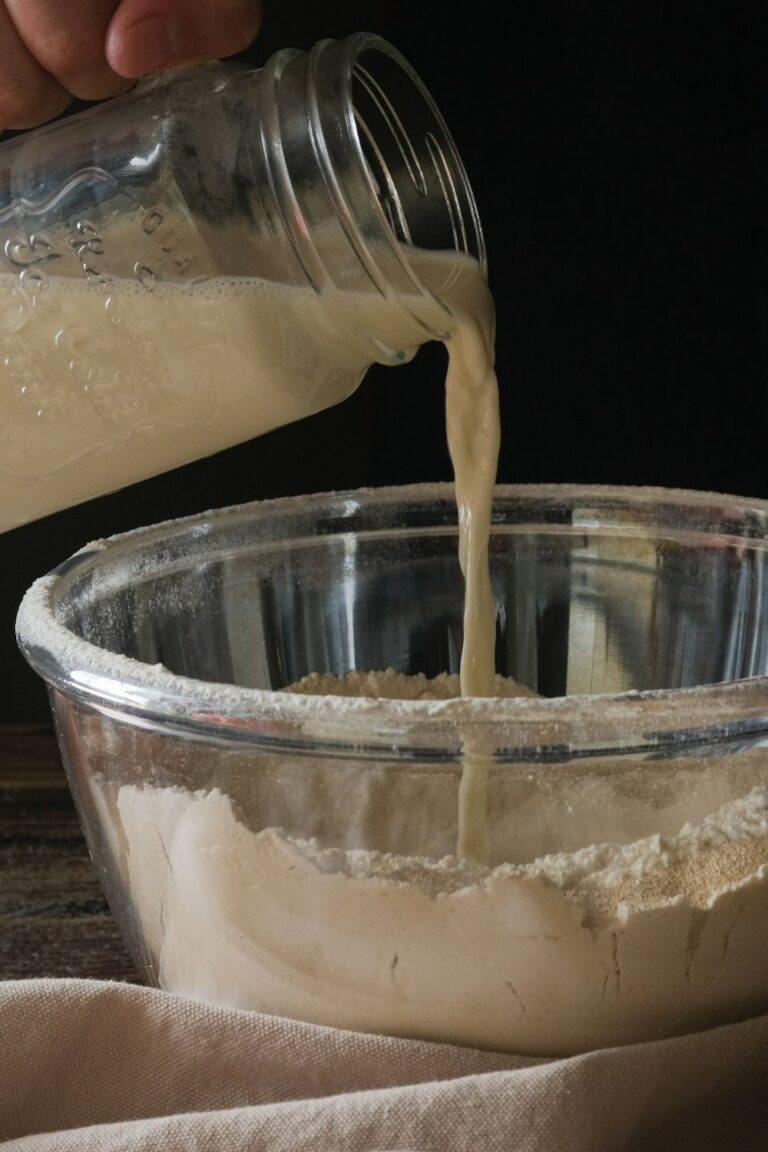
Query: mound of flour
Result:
<box><xmin>93</xmin><ymin>671</ymin><xmax>768</xmax><ymax>1056</ymax></box>
<box><xmin>286</xmin><ymin>669</ymin><xmax>540</xmax><ymax>699</ymax></box>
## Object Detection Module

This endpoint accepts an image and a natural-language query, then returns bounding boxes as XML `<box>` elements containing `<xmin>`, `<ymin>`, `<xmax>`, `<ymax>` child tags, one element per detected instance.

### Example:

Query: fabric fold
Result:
<box><xmin>1</xmin><ymin>979</ymin><xmax>766</xmax><ymax>1150</ymax></box>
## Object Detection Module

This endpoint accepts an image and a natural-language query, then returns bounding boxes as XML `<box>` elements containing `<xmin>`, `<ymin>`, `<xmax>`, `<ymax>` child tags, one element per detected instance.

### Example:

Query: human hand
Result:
<box><xmin>0</xmin><ymin>0</ymin><xmax>263</xmax><ymax>130</ymax></box>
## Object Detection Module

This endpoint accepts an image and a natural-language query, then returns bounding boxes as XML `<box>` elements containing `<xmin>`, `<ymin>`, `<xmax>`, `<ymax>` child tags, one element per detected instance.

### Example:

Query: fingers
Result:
<box><xmin>0</xmin><ymin>0</ymin><xmax>262</xmax><ymax>133</ymax></box>
<box><xmin>106</xmin><ymin>0</ymin><xmax>263</xmax><ymax>78</ymax></box>
<box><xmin>4</xmin><ymin>0</ymin><xmax>133</xmax><ymax>103</ymax></box>
<box><xmin>0</xmin><ymin>3</ymin><xmax>70</xmax><ymax>129</ymax></box>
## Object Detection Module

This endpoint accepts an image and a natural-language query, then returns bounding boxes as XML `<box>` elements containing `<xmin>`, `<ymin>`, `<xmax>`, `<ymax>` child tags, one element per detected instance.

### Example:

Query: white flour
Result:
<box><xmin>94</xmin><ymin>671</ymin><xmax>768</xmax><ymax>1056</ymax></box>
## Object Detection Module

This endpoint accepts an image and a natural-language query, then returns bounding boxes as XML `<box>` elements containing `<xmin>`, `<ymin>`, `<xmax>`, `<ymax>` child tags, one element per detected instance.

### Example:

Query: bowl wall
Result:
<box><xmin>17</xmin><ymin>484</ymin><xmax>768</xmax><ymax>1054</ymax></box>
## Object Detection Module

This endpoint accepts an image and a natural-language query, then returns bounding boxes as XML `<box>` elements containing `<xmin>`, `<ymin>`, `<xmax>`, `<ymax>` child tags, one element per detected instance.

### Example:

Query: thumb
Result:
<box><xmin>106</xmin><ymin>0</ymin><xmax>262</xmax><ymax>78</ymax></box>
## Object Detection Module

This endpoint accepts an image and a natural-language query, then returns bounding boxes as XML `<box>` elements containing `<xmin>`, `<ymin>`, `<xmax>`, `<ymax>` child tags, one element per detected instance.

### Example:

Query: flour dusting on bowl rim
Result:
<box><xmin>15</xmin><ymin>482</ymin><xmax>768</xmax><ymax>759</ymax></box>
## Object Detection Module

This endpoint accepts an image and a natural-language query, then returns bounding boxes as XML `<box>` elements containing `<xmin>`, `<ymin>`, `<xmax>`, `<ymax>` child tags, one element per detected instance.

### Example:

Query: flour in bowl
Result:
<box><xmin>93</xmin><ymin>670</ymin><xmax>768</xmax><ymax>1056</ymax></box>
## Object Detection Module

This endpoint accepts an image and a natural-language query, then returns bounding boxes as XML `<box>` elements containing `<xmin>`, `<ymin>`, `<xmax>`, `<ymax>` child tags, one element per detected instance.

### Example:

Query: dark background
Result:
<box><xmin>2</xmin><ymin>1</ymin><xmax>767</xmax><ymax>721</ymax></box>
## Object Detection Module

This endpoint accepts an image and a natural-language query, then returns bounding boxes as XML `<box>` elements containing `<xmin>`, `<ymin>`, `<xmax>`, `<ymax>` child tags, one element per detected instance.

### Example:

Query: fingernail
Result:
<box><xmin>121</xmin><ymin>13</ymin><xmax>185</xmax><ymax>75</ymax></box>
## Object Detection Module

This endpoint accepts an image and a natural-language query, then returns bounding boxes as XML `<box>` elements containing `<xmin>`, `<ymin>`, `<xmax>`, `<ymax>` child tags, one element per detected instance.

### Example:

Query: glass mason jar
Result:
<box><xmin>0</xmin><ymin>33</ymin><xmax>484</xmax><ymax>532</ymax></box>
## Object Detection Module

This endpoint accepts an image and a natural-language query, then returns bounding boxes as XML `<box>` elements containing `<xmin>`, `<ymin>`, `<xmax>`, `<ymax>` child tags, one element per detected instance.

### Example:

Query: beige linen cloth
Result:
<box><xmin>0</xmin><ymin>979</ymin><xmax>766</xmax><ymax>1151</ymax></box>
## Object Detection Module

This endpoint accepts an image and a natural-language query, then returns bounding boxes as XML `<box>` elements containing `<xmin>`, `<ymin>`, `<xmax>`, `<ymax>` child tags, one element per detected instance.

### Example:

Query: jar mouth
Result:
<box><xmin>256</xmin><ymin>33</ymin><xmax>486</xmax><ymax>355</ymax></box>
<box><xmin>15</xmin><ymin>483</ymin><xmax>768</xmax><ymax>761</ymax></box>
<box><xmin>330</xmin><ymin>32</ymin><xmax>487</xmax><ymax>341</ymax></box>
<box><xmin>345</xmin><ymin>35</ymin><xmax>486</xmax><ymax>265</ymax></box>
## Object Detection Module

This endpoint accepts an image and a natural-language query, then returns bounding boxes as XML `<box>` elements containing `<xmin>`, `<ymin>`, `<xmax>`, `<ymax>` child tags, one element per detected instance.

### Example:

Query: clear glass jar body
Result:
<box><xmin>16</xmin><ymin>484</ymin><xmax>768</xmax><ymax>1055</ymax></box>
<box><xmin>0</xmin><ymin>36</ymin><xmax>483</xmax><ymax>532</ymax></box>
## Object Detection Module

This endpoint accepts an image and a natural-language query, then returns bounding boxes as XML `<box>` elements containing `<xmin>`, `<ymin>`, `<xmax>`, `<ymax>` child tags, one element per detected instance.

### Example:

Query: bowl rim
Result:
<box><xmin>15</xmin><ymin>481</ymin><xmax>768</xmax><ymax>759</ymax></box>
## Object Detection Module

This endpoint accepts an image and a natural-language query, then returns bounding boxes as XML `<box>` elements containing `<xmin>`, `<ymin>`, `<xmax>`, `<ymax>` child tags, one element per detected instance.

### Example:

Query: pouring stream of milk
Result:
<box><xmin>443</xmin><ymin>273</ymin><xmax>501</xmax><ymax>865</ymax></box>
<box><xmin>409</xmin><ymin>248</ymin><xmax>502</xmax><ymax>863</ymax></box>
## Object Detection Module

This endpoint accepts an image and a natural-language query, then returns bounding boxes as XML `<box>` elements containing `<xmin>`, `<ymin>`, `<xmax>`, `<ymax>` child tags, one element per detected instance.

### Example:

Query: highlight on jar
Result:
<box><xmin>16</xmin><ymin>484</ymin><xmax>768</xmax><ymax>1057</ymax></box>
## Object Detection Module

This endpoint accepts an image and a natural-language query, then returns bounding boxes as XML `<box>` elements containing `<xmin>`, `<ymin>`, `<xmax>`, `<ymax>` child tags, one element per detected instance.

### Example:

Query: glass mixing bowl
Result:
<box><xmin>16</xmin><ymin>483</ymin><xmax>768</xmax><ymax>1056</ymax></box>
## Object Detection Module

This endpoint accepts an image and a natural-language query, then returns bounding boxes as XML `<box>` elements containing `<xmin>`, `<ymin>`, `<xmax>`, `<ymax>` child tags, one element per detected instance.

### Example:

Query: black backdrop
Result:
<box><xmin>2</xmin><ymin>0</ymin><xmax>766</xmax><ymax>721</ymax></box>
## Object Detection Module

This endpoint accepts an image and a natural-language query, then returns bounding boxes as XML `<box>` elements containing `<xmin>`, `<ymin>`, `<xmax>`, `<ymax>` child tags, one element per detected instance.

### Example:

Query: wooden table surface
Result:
<box><xmin>0</xmin><ymin>724</ymin><xmax>138</xmax><ymax>982</ymax></box>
